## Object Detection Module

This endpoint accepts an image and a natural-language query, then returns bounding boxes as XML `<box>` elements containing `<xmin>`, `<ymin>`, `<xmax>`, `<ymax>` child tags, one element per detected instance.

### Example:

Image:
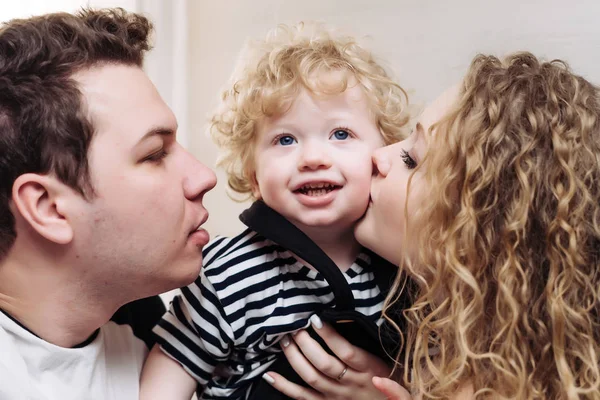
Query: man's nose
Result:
<box><xmin>181</xmin><ymin>147</ymin><xmax>217</xmax><ymax>201</ymax></box>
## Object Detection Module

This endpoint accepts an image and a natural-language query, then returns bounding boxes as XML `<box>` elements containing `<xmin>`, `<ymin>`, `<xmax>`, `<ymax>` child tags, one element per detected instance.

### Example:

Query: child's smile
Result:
<box><xmin>293</xmin><ymin>181</ymin><xmax>343</xmax><ymax>207</ymax></box>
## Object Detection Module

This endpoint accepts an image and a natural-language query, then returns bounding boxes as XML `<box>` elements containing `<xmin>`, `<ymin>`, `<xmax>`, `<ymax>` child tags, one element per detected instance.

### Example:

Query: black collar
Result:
<box><xmin>239</xmin><ymin>201</ymin><xmax>398</xmax><ymax>310</ymax></box>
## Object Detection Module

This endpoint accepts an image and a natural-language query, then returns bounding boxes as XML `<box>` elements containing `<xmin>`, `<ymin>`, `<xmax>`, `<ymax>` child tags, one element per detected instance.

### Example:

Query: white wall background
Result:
<box><xmin>188</xmin><ymin>0</ymin><xmax>600</xmax><ymax>238</ymax></box>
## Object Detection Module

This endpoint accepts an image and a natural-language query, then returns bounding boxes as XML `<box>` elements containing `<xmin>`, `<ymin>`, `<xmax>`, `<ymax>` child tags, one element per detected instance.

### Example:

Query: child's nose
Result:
<box><xmin>298</xmin><ymin>142</ymin><xmax>332</xmax><ymax>170</ymax></box>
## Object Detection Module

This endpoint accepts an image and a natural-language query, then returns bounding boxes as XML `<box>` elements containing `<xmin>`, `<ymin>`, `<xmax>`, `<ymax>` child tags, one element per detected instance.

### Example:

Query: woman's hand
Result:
<box><xmin>262</xmin><ymin>315</ymin><xmax>412</xmax><ymax>400</ymax></box>
<box><xmin>372</xmin><ymin>376</ymin><xmax>413</xmax><ymax>400</ymax></box>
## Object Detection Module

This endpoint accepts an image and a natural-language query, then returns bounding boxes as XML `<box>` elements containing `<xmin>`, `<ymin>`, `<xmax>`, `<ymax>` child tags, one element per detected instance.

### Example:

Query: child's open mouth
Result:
<box><xmin>294</xmin><ymin>183</ymin><xmax>341</xmax><ymax>197</ymax></box>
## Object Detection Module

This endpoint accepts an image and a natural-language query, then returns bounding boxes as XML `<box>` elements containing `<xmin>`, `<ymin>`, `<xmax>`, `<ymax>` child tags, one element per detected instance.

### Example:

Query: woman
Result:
<box><xmin>264</xmin><ymin>52</ymin><xmax>600</xmax><ymax>399</ymax></box>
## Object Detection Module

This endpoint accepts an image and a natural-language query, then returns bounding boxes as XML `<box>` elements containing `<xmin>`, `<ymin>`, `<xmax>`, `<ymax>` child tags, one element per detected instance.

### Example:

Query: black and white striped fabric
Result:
<box><xmin>153</xmin><ymin>228</ymin><xmax>386</xmax><ymax>400</ymax></box>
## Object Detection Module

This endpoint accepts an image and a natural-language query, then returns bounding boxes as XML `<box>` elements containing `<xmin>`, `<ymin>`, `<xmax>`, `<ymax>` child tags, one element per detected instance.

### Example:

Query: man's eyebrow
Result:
<box><xmin>137</xmin><ymin>127</ymin><xmax>175</xmax><ymax>144</ymax></box>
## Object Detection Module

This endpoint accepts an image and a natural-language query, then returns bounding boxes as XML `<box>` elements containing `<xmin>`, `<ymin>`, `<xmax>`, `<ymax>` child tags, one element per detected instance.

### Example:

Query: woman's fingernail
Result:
<box><xmin>281</xmin><ymin>335</ymin><xmax>291</xmax><ymax>347</ymax></box>
<box><xmin>262</xmin><ymin>373</ymin><xmax>275</xmax><ymax>384</ymax></box>
<box><xmin>310</xmin><ymin>314</ymin><xmax>323</xmax><ymax>329</ymax></box>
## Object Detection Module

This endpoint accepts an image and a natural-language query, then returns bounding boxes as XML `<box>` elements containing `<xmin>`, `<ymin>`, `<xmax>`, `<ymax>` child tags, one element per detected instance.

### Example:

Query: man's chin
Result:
<box><xmin>164</xmin><ymin>260</ymin><xmax>203</xmax><ymax>290</ymax></box>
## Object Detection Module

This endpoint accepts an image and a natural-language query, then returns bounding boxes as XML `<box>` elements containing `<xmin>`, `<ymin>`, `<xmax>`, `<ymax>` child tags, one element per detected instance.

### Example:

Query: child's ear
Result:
<box><xmin>251</xmin><ymin>178</ymin><xmax>262</xmax><ymax>200</ymax></box>
<box><xmin>246</xmin><ymin>163</ymin><xmax>261</xmax><ymax>199</ymax></box>
<box><xmin>11</xmin><ymin>174</ymin><xmax>75</xmax><ymax>244</ymax></box>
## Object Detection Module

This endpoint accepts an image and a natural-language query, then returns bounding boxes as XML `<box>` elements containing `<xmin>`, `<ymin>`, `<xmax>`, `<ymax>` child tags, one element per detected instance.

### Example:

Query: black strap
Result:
<box><xmin>239</xmin><ymin>200</ymin><xmax>355</xmax><ymax>311</ymax></box>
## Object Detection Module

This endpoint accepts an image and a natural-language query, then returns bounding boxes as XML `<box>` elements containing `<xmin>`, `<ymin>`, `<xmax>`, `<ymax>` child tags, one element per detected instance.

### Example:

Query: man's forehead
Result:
<box><xmin>73</xmin><ymin>64</ymin><xmax>177</xmax><ymax>140</ymax></box>
<box><xmin>74</xmin><ymin>64</ymin><xmax>153</xmax><ymax>111</ymax></box>
<box><xmin>74</xmin><ymin>63</ymin><xmax>145</xmax><ymax>94</ymax></box>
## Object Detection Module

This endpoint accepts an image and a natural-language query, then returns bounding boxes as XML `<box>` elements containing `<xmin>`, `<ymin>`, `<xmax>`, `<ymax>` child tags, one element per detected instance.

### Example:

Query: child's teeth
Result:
<box><xmin>296</xmin><ymin>183</ymin><xmax>340</xmax><ymax>196</ymax></box>
<box><xmin>306</xmin><ymin>188</ymin><xmax>329</xmax><ymax>196</ymax></box>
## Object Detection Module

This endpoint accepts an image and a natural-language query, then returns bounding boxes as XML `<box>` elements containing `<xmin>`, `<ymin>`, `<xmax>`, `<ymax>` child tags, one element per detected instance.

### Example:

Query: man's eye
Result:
<box><xmin>330</xmin><ymin>129</ymin><xmax>350</xmax><ymax>140</ymax></box>
<box><xmin>401</xmin><ymin>149</ymin><xmax>417</xmax><ymax>169</ymax></box>
<box><xmin>276</xmin><ymin>135</ymin><xmax>297</xmax><ymax>146</ymax></box>
<box><xmin>144</xmin><ymin>149</ymin><xmax>168</xmax><ymax>163</ymax></box>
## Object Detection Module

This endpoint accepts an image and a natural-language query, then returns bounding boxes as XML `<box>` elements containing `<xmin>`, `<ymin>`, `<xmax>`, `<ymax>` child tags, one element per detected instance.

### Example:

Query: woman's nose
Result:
<box><xmin>372</xmin><ymin>146</ymin><xmax>392</xmax><ymax>177</ymax></box>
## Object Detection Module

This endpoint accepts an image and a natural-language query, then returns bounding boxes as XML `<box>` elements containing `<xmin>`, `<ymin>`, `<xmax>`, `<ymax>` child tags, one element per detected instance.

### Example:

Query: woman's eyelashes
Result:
<box><xmin>401</xmin><ymin>149</ymin><xmax>417</xmax><ymax>169</ymax></box>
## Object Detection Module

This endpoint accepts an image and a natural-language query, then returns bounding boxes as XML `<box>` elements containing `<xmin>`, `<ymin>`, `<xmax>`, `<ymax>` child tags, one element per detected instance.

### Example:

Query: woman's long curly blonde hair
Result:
<box><xmin>388</xmin><ymin>52</ymin><xmax>600</xmax><ymax>399</ymax></box>
<box><xmin>210</xmin><ymin>22</ymin><xmax>410</xmax><ymax>199</ymax></box>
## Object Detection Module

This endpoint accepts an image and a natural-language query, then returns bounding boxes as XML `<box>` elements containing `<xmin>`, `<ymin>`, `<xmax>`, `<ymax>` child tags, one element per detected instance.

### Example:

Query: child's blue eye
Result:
<box><xmin>331</xmin><ymin>129</ymin><xmax>350</xmax><ymax>140</ymax></box>
<box><xmin>278</xmin><ymin>135</ymin><xmax>296</xmax><ymax>146</ymax></box>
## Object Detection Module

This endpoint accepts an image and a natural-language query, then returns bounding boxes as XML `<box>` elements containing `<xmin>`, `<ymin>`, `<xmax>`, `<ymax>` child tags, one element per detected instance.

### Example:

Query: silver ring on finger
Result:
<box><xmin>336</xmin><ymin>366</ymin><xmax>348</xmax><ymax>381</ymax></box>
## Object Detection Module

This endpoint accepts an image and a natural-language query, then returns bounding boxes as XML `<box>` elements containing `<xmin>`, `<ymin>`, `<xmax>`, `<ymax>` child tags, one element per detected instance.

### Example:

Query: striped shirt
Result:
<box><xmin>153</xmin><ymin>228</ymin><xmax>386</xmax><ymax>400</ymax></box>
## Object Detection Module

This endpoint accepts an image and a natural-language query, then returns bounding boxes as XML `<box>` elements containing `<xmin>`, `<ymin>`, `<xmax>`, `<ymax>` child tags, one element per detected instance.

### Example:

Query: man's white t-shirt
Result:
<box><xmin>0</xmin><ymin>309</ymin><xmax>151</xmax><ymax>400</ymax></box>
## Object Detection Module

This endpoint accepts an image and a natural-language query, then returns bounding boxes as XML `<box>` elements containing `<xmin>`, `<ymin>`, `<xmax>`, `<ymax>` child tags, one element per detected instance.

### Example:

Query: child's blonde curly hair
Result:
<box><xmin>210</xmin><ymin>22</ymin><xmax>411</xmax><ymax>199</ymax></box>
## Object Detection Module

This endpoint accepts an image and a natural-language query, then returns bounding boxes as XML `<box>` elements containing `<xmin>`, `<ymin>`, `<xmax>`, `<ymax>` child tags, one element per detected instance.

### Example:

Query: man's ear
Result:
<box><xmin>11</xmin><ymin>174</ymin><xmax>75</xmax><ymax>244</ymax></box>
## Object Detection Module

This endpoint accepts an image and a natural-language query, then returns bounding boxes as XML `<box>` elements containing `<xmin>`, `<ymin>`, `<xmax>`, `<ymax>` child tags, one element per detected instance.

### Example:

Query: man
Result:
<box><xmin>0</xmin><ymin>8</ymin><xmax>216</xmax><ymax>399</ymax></box>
